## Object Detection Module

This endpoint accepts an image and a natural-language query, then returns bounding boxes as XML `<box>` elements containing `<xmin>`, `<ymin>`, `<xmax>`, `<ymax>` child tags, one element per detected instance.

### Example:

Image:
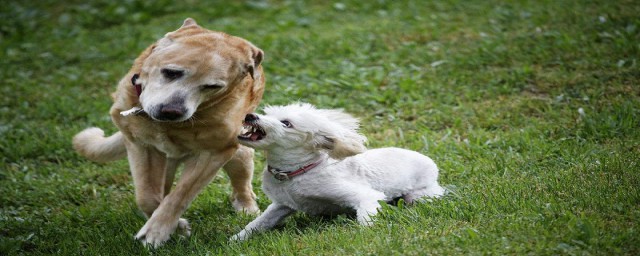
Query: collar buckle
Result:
<box><xmin>273</xmin><ymin>172</ymin><xmax>290</xmax><ymax>181</ymax></box>
<box><xmin>268</xmin><ymin>160</ymin><xmax>322</xmax><ymax>181</ymax></box>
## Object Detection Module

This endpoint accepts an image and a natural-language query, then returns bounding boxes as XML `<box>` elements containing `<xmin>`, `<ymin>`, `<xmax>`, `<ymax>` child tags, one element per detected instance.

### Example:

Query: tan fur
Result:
<box><xmin>72</xmin><ymin>18</ymin><xmax>265</xmax><ymax>247</ymax></box>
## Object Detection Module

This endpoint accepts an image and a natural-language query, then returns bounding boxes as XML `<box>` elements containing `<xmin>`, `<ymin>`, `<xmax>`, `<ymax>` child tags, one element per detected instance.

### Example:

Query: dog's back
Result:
<box><xmin>340</xmin><ymin>147</ymin><xmax>443</xmax><ymax>198</ymax></box>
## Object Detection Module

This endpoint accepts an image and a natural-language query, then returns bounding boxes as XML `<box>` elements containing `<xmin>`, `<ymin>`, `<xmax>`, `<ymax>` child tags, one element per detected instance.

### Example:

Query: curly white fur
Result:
<box><xmin>231</xmin><ymin>103</ymin><xmax>445</xmax><ymax>241</ymax></box>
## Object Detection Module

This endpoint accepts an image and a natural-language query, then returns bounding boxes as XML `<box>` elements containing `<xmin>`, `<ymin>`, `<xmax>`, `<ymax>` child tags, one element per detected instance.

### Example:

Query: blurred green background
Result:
<box><xmin>1</xmin><ymin>0</ymin><xmax>638</xmax><ymax>255</ymax></box>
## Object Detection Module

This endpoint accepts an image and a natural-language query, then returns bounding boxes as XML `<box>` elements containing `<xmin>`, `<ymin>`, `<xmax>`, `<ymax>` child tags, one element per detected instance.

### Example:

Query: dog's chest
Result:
<box><xmin>129</xmin><ymin>128</ymin><xmax>185</xmax><ymax>157</ymax></box>
<box><xmin>126</xmin><ymin>120</ymin><xmax>234</xmax><ymax>158</ymax></box>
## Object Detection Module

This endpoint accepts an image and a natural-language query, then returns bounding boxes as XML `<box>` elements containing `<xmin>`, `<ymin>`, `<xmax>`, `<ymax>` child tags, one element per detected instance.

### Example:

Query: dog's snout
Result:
<box><xmin>156</xmin><ymin>103</ymin><xmax>187</xmax><ymax>121</ymax></box>
<box><xmin>244</xmin><ymin>113</ymin><xmax>259</xmax><ymax>122</ymax></box>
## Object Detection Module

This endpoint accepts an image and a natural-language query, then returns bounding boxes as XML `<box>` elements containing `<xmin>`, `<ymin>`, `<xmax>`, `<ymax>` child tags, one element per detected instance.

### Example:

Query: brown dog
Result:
<box><xmin>72</xmin><ymin>18</ymin><xmax>264</xmax><ymax>247</ymax></box>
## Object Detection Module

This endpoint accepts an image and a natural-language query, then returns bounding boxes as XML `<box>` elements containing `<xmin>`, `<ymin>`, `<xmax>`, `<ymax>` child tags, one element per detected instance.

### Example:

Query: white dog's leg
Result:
<box><xmin>230</xmin><ymin>203</ymin><xmax>295</xmax><ymax>241</ymax></box>
<box><xmin>404</xmin><ymin>184</ymin><xmax>445</xmax><ymax>203</ymax></box>
<box><xmin>135</xmin><ymin>150</ymin><xmax>236</xmax><ymax>248</ymax></box>
<box><xmin>346</xmin><ymin>187</ymin><xmax>388</xmax><ymax>226</ymax></box>
<box><xmin>355</xmin><ymin>201</ymin><xmax>382</xmax><ymax>226</ymax></box>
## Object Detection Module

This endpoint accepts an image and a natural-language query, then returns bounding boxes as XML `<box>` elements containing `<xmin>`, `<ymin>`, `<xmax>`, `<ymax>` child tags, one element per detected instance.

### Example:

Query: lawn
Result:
<box><xmin>1</xmin><ymin>0</ymin><xmax>639</xmax><ymax>255</ymax></box>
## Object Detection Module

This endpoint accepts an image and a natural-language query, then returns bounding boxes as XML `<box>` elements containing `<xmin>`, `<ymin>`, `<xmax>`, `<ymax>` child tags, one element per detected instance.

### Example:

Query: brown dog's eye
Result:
<box><xmin>161</xmin><ymin>69</ymin><xmax>184</xmax><ymax>80</ymax></box>
<box><xmin>202</xmin><ymin>84</ymin><xmax>224</xmax><ymax>90</ymax></box>
<box><xmin>281</xmin><ymin>120</ymin><xmax>293</xmax><ymax>128</ymax></box>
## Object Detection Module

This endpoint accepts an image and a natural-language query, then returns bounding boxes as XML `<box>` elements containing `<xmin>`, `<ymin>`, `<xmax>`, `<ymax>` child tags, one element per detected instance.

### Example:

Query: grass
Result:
<box><xmin>1</xmin><ymin>0</ymin><xmax>639</xmax><ymax>255</ymax></box>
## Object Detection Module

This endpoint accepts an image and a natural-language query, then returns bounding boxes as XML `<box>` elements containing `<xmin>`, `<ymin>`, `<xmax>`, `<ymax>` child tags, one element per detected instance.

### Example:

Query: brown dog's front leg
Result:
<box><xmin>134</xmin><ymin>149</ymin><xmax>236</xmax><ymax>247</ymax></box>
<box><xmin>125</xmin><ymin>141</ymin><xmax>167</xmax><ymax>218</ymax></box>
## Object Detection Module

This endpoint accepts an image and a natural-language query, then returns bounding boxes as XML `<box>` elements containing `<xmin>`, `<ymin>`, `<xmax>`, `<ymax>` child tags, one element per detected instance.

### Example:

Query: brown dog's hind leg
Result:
<box><xmin>223</xmin><ymin>145</ymin><xmax>260</xmax><ymax>214</ymax></box>
<box><xmin>163</xmin><ymin>158</ymin><xmax>180</xmax><ymax>196</ymax></box>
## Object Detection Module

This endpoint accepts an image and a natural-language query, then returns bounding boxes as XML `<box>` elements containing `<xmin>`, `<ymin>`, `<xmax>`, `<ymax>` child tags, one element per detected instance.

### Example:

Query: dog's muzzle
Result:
<box><xmin>153</xmin><ymin>102</ymin><xmax>188</xmax><ymax>121</ymax></box>
<box><xmin>238</xmin><ymin>113</ymin><xmax>265</xmax><ymax>141</ymax></box>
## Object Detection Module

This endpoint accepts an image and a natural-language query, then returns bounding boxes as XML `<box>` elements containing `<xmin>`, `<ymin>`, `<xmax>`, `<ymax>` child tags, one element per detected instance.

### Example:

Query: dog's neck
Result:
<box><xmin>266</xmin><ymin>148</ymin><xmax>327</xmax><ymax>173</ymax></box>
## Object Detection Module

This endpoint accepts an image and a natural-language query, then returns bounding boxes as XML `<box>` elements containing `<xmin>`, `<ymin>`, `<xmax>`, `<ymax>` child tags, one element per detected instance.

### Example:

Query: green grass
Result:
<box><xmin>1</xmin><ymin>0</ymin><xmax>639</xmax><ymax>255</ymax></box>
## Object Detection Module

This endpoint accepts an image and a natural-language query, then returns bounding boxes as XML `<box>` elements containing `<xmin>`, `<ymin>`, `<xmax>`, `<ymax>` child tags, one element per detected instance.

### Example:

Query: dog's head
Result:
<box><xmin>134</xmin><ymin>18</ymin><xmax>264</xmax><ymax>122</ymax></box>
<box><xmin>238</xmin><ymin>103</ymin><xmax>367</xmax><ymax>159</ymax></box>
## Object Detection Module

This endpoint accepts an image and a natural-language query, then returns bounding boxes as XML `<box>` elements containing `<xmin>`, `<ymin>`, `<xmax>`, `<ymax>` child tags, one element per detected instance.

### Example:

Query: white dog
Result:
<box><xmin>231</xmin><ymin>103</ymin><xmax>445</xmax><ymax>241</ymax></box>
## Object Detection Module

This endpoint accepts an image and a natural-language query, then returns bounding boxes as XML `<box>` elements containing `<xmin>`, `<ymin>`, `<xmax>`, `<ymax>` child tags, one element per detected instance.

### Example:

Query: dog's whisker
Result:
<box><xmin>186</xmin><ymin>116</ymin><xmax>196</xmax><ymax>127</ymax></box>
<box><xmin>188</xmin><ymin>116</ymin><xmax>206</xmax><ymax>126</ymax></box>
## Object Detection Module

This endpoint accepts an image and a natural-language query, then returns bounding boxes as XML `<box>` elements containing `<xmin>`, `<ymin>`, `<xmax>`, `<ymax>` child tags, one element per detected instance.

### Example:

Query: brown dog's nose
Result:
<box><xmin>244</xmin><ymin>113</ymin><xmax>259</xmax><ymax>122</ymax></box>
<box><xmin>156</xmin><ymin>103</ymin><xmax>186</xmax><ymax>121</ymax></box>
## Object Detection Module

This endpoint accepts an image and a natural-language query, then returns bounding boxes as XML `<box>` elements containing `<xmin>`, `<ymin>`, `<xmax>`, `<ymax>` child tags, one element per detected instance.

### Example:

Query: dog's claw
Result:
<box><xmin>134</xmin><ymin>217</ymin><xmax>190</xmax><ymax>248</ymax></box>
<box><xmin>135</xmin><ymin>226</ymin><xmax>167</xmax><ymax>248</ymax></box>
<box><xmin>176</xmin><ymin>218</ymin><xmax>192</xmax><ymax>237</ymax></box>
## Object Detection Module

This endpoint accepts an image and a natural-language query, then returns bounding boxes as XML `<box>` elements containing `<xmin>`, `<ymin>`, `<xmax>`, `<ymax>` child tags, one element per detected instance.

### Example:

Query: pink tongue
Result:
<box><xmin>251</xmin><ymin>133</ymin><xmax>260</xmax><ymax>141</ymax></box>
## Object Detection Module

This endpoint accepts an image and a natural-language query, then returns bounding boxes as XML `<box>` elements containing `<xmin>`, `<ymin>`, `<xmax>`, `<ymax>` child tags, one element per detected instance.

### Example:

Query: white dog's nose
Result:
<box><xmin>244</xmin><ymin>113</ymin><xmax>259</xmax><ymax>123</ymax></box>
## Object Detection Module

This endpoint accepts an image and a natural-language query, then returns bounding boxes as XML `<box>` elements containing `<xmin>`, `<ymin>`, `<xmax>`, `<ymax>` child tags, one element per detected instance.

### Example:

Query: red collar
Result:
<box><xmin>267</xmin><ymin>161</ymin><xmax>322</xmax><ymax>181</ymax></box>
<box><xmin>131</xmin><ymin>73</ymin><xmax>142</xmax><ymax>97</ymax></box>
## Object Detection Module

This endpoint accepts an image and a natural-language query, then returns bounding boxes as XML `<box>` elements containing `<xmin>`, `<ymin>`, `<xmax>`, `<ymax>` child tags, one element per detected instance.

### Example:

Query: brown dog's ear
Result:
<box><xmin>246</xmin><ymin>64</ymin><xmax>255</xmax><ymax>80</ymax></box>
<box><xmin>246</xmin><ymin>47</ymin><xmax>264</xmax><ymax>80</ymax></box>
<box><xmin>164</xmin><ymin>18</ymin><xmax>199</xmax><ymax>39</ymax></box>
<box><xmin>181</xmin><ymin>18</ymin><xmax>198</xmax><ymax>28</ymax></box>
<box><xmin>252</xmin><ymin>48</ymin><xmax>264</xmax><ymax>67</ymax></box>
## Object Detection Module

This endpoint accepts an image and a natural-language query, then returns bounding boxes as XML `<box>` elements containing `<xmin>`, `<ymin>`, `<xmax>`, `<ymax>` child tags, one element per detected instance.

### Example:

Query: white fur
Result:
<box><xmin>231</xmin><ymin>103</ymin><xmax>445</xmax><ymax>241</ymax></box>
<box><xmin>72</xmin><ymin>127</ymin><xmax>126</xmax><ymax>162</ymax></box>
<box><xmin>120</xmin><ymin>106</ymin><xmax>142</xmax><ymax>116</ymax></box>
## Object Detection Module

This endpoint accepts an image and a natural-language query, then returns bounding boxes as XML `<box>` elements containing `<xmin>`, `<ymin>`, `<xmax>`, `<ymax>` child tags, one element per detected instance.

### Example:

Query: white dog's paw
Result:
<box><xmin>229</xmin><ymin>230</ymin><xmax>248</xmax><ymax>242</ymax></box>
<box><xmin>134</xmin><ymin>217</ymin><xmax>180</xmax><ymax>248</ymax></box>
<box><xmin>356</xmin><ymin>204</ymin><xmax>380</xmax><ymax>226</ymax></box>
<box><xmin>356</xmin><ymin>214</ymin><xmax>376</xmax><ymax>226</ymax></box>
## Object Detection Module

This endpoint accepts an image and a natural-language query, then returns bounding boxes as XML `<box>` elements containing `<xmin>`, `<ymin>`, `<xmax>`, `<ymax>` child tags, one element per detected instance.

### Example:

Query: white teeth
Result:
<box><xmin>239</xmin><ymin>124</ymin><xmax>264</xmax><ymax>138</ymax></box>
<box><xmin>240</xmin><ymin>125</ymin><xmax>251</xmax><ymax>135</ymax></box>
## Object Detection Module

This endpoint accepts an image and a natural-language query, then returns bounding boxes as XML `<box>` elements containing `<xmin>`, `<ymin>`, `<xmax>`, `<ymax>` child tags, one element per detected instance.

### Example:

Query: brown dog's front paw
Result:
<box><xmin>230</xmin><ymin>191</ymin><xmax>260</xmax><ymax>214</ymax></box>
<box><xmin>176</xmin><ymin>218</ymin><xmax>191</xmax><ymax>237</ymax></box>
<box><xmin>232</xmin><ymin>198</ymin><xmax>260</xmax><ymax>214</ymax></box>
<box><xmin>134</xmin><ymin>215</ymin><xmax>181</xmax><ymax>248</ymax></box>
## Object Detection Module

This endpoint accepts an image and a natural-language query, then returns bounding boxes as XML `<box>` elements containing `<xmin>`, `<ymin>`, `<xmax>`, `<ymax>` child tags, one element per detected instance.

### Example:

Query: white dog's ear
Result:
<box><xmin>330</xmin><ymin>135</ymin><xmax>367</xmax><ymax>159</ymax></box>
<box><xmin>294</xmin><ymin>105</ymin><xmax>367</xmax><ymax>159</ymax></box>
<box><xmin>309</xmin><ymin>107</ymin><xmax>368</xmax><ymax>159</ymax></box>
<box><xmin>316</xmin><ymin>133</ymin><xmax>367</xmax><ymax>160</ymax></box>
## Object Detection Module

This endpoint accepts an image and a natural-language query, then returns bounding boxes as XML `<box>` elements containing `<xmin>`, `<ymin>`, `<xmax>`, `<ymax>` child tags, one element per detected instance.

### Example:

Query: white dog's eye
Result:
<box><xmin>280</xmin><ymin>120</ymin><xmax>293</xmax><ymax>128</ymax></box>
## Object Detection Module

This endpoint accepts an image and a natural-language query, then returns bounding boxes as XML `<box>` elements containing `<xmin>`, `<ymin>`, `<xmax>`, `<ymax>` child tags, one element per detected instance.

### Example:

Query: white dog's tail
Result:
<box><xmin>72</xmin><ymin>127</ymin><xmax>126</xmax><ymax>163</ymax></box>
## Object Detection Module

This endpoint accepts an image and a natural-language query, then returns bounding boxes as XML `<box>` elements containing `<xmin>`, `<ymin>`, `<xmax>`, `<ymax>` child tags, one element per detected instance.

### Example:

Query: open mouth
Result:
<box><xmin>238</xmin><ymin>121</ymin><xmax>266</xmax><ymax>141</ymax></box>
